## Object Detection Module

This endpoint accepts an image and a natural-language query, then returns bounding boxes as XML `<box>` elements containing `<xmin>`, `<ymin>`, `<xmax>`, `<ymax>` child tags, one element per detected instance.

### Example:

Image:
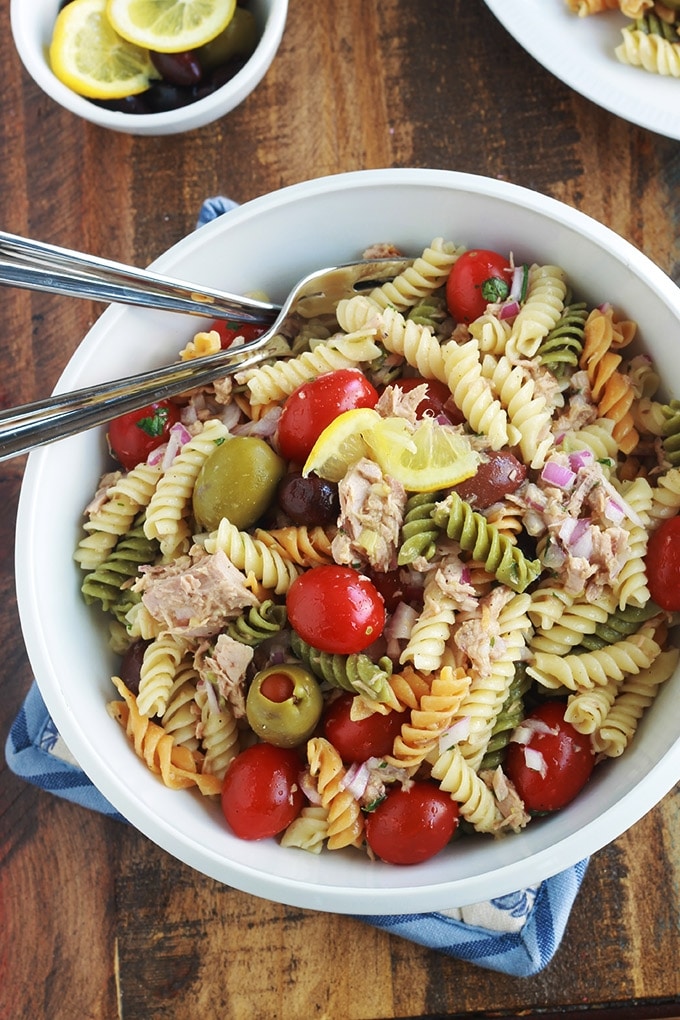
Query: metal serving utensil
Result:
<box><xmin>0</xmin><ymin>234</ymin><xmax>412</xmax><ymax>461</ymax></box>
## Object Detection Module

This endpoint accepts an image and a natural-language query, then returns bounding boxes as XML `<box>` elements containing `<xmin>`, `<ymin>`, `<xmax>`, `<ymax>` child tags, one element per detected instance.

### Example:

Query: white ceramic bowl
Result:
<box><xmin>15</xmin><ymin>169</ymin><xmax>680</xmax><ymax>913</ymax></box>
<box><xmin>10</xmin><ymin>0</ymin><xmax>288</xmax><ymax>136</ymax></box>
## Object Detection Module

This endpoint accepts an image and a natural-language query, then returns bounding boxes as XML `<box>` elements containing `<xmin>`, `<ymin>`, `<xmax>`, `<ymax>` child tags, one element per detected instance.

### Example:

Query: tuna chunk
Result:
<box><xmin>134</xmin><ymin>547</ymin><xmax>258</xmax><ymax>638</ymax></box>
<box><xmin>331</xmin><ymin>457</ymin><xmax>406</xmax><ymax>572</ymax></box>
<box><xmin>194</xmin><ymin>634</ymin><xmax>254</xmax><ymax>718</ymax></box>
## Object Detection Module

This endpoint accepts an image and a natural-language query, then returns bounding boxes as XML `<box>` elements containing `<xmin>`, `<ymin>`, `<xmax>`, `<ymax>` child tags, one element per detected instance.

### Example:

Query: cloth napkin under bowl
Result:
<box><xmin>4</xmin><ymin>197</ymin><xmax>589</xmax><ymax>977</ymax></box>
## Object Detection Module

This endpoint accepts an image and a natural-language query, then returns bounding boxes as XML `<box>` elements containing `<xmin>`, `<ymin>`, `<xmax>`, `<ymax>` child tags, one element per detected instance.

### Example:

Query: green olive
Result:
<box><xmin>246</xmin><ymin>665</ymin><xmax>324</xmax><ymax>748</ymax></box>
<box><xmin>193</xmin><ymin>436</ymin><xmax>285</xmax><ymax>531</ymax></box>
<box><xmin>197</xmin><ymin>8</ymin><xmax>259</xmax><ymax>72</ymax></box>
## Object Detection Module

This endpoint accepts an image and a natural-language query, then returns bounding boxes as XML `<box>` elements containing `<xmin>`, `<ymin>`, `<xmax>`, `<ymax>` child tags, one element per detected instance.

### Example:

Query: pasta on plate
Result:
<box><xmin>74</xmin><ymin>234</ymin><xmax>680</xmax><ymax>861</ymax></box>
<box><xmin>566</xmin><ymin>0</ymin><xmax>680</xmax><ymax>78</ymax></box>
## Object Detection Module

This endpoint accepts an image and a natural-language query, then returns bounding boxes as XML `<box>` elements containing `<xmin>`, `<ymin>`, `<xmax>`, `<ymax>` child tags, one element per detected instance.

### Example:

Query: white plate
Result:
<box><xmin>483</xmin><ymin>0</ymin><xmax>680</xmax><ymax>140</ymax></box>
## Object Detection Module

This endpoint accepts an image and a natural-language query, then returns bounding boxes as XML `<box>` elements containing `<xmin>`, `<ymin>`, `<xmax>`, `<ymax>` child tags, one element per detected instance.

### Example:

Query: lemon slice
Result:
<box><xmin>302</xmin><ymin>408</ymin><xmax>382</xmax><ymax>482</ymax></box>
<box><xmin>365</xmin><ymin>418</ymin><xmax>481</xmax><ymax>492</ymax></box>
<box><xmin>50</xmin><ymin>0</ymin><xmax>158</xmax><ymax>99</ymax></box>
<box><xmin>107</xmin><ymin>0</ymin><xmax>237</xmax><ymax>53</ymax></box>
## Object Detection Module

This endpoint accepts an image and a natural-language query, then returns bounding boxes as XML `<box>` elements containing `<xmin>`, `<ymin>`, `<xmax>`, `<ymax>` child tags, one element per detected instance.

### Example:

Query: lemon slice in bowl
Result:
<box><xmin>106</xmin><ymin>0</ymin><xmax>237</xmax><ymax>53</ymax></box>
<box><xmin>303</xmin><ymin>408</ymin><xmax>382</xmax><ymax>483</ymax></box>
<box><xmin>50</xmin><ymin>0</ymin><xmax>158</xmax><ymax>99</ymax></box>
<box><xmin>365</xmin><ymin>418</ymin><xmax>482</xmax><ymax>492</ymax></box>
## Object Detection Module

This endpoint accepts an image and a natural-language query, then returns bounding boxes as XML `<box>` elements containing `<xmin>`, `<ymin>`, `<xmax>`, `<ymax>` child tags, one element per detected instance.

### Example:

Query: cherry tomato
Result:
<box><xmin>323</xmin><ymin>692</ymin><xmax>404</xmax><ymax>763</ymax></box>
<box><xmin>645</xmin><ymin>516</ymin><xmax>680</xmax><ymax>611</ymax></box>
<box><xmin>365</xmin><ymin>781</ymin><xmax>459</xmax><ymax>865</ymax></box>
<box><xmin>287</xmin><ymin>565</ymin><xmax>385</xmax><ymax>654</ymax></box>
<box><xmin>210</xmin><ymin>320</ymin><xmax>267</xmax><ymax>350</ymax></box>
<box><xmin>505</xmin><ymin>701</ymin><xmax>595</xmax><ymax>813</ymax></box>
<box><xmin>277</xmin><ymin>369</ymin><xmax>379</xmax><ymax>463</ymax></box>
<box><xmin>389</xmin><ymin>377</ymin><xmax>464</xmax><ymax>424</ymax></box>
<box><xmin>446</xmin><ymin>249</ymin><xmax>512</xmax><ymax>324</ymax></box>
<box><xmin>220</xmin><ymin>743</ymin><xmax>304</xmax><ymax>840</ymax></box>
<box><xmin>107</xmin><ymin>400</ymin><xmax>181</xmax><ymax>470</ymax></box>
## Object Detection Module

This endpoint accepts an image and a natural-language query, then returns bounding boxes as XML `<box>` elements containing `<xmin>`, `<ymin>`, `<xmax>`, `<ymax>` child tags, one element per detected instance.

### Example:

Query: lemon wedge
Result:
<box><xmin>106</xmin><ymin>0</ymin><xmax>237</xmax><ymax>53</ymax></box>
<box><xmin>302</xmin><ymin>408</ymin><xmax>382</xmax><ymax>483</ymax></box>
<box><xmin>365</xmin><ymin>418</ymin><xmax>481</xmax><ymax>492</ymax></box>
<box><xmin>50</xmin><ymin>0</ymin><xmax>158</xmax><ymax>99</ymax></box>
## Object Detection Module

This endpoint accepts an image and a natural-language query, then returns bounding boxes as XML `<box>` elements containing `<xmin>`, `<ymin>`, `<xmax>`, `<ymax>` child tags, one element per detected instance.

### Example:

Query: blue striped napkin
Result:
<box><xmin>4</xmin><ymin>197</ymin><xmax>589</xmax><ymax>977</ymax></box>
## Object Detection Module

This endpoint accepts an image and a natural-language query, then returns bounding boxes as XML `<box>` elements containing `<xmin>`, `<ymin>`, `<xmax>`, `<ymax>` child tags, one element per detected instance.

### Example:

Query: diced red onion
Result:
<box><xmin>146</xmin><ymin>444</ymin><xmax>167</xmax><ymax>467</ymax></box>
<box><xmin>541</xmin><ymin>540</ymin><xmax>566</xmax><ymax>568</ymax></box>
<box><xmin>499</xmin><ymin>299</ymin><xmax>521</xmax><ymax>320</ymax></box>
<box><xmin>385</xmin><ymin>601</ymin><xmax>419</xmax><ymax>641</ymax></box>
<box><xmin>523</xmin><ymin>747</ymin><xmax>548</xmax><ymax>777</ymax></box>
<box><xmin>512</xmin><ymin>718</ymin><xmax>558</xmax><ymax>745</ymax></box>
<box><xmin>509</xmin><ymin>265</ymin><xmax>525</xmax><ymax>302</ymax></box>
<box><xmin>600</xmin><ymin>476</ymin><xmax>644</xmax><ymax>527</ymax></box>
<box><xmin>541</xmin><ymin>461</ymin><xmax>576</xmax><ymax>490</ymax></box>
<box><xmin>559</xmin><ymin>516</ymin><xmax>592</xmax><ymax>558</ymax></box>
<box><xmin>568</xmin><ymin>449</ymin><xmax>593</xmax><ymax>472</ymax></box>
<box><xmin>161</xmin><ymin>422</ymin><xmax>192</xmax><ymax>470</ymax></box>
<box><xmin>341</xmin><ymin>761</ymin><xmax>371</xmax><ymax>799</ymax></box>
<box><xmin>604</xmin><ymin>498</ymin><xmax>625</xmax><ymax>525</ymax></box>
<box><xmin>438</xmin><ymin>716</ymin><xmax>471</xmax><ymax>755</ymax></box>
<box><xmin>299</xmin><ymin>770</ymin><xmax>323</xmax><ymax>805</ymax></box>
<box><xmin>234</xmin><ymin>405</ymin><xmax>282</xmax><ymax>438</ymax></box>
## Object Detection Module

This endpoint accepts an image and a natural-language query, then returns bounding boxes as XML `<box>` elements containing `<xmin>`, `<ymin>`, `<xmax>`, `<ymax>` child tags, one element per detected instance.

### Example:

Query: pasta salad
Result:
<box><xmin>566</xmin><ymin>0</ymin><xmax>680</xmax><ymax>78</ymax></box>
<box><xmin>74</xmin><ymin>235</ymin><xmax>680</xmax><ymax>865</ymax></box>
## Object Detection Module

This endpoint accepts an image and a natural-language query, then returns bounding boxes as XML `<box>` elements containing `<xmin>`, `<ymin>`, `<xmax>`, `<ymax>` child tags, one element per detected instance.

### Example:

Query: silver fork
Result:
<box><xmin>0</xmin><ymin>233</ymin><xmax>411</xmax><ymax>461</ymax></box>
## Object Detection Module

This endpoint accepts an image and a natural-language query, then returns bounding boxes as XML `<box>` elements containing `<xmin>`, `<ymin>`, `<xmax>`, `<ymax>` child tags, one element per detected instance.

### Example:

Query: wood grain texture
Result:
<box><xmin>1</xmin><ymin>1</ymin><xmax>680</xmax><ymax>1017</ymax></box>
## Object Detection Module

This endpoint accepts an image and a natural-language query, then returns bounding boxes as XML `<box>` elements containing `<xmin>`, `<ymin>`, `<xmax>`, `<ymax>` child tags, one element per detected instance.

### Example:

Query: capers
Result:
<box><xmin>193</xmin><ymin>436</ymin><xmax>285</xmax><ymax>531</ymax></box>
<box><xmin>246</xmin><ymin>664</ymin><xmax>324</xmax><ymax>748</ymax></box>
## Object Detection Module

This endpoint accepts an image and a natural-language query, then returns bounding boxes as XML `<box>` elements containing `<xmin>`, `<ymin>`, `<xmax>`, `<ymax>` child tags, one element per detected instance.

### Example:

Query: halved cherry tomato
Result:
<box><xmin>322</xmin><ymin>692</ymin><xmax>404</xmax><ymax>763</ymax></box>
<box><xmin>365</xmin><ymin>781</ymin><xmax>459</xmax><ymax>865</ymax></box>
<box><xmin>277</xmin><ymin>369</ymin><xmax>379</xmax><ymax>463</ymax></box>
<box><xmin>210</xmin><ymin>320</ymin><xmax>267</xmax><ymax>350</ymax></box>
<box><xmin>505</xmin><ymin>701</ymin><xmax>595</xmax><ymax>813</ymax></box>
<box><xmin>220</xmin><ymin>743</ymin><xmax>304</xmax><ymax>840</ymax></box>
<box><xmin>446</xmin><ymin>249</ymin><xmax>512</xmax><ymax>324</ymax></box>
<box><xmin>107</xmin><ymin>400</ymin><xmax>181</xmax><ymax>470</ymax></box>
<box><xmin>287</xmin><ymin>565</ymin><xmax>385</xmax><ymax>654</ymax></box>
<box><xmin>645</xmin><ymin>516</ymin><xmax>680</xmax><ymax>611</ymax></box>
<box><xmin>388</xmin><ymin>376</ymin><xmax>464</xmax><ymax>425</ymax></box>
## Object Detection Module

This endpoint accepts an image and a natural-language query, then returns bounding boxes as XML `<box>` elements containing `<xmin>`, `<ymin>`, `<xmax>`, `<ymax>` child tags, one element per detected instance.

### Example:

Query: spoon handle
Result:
<box><xmin>0</xmin><ymin>231</ymin><xmax>281</xmax><ymax>323</ymax></box>
<box><xmin>0</xmin><ymin>339</ymin><xmax>277</xmax><ymax>462</ymax></box>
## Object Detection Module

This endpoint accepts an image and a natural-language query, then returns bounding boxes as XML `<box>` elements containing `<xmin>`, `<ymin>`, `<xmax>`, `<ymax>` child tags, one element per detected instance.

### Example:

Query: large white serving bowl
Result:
<box><xmin>15</xmin><ymin>169</ymin><xmax>680</xmax><ymax>913</ymax></box>
<box><xmin>10</xmin><ymin>0</ymin><xmax>288</xmax><ymax>136</ymax></box>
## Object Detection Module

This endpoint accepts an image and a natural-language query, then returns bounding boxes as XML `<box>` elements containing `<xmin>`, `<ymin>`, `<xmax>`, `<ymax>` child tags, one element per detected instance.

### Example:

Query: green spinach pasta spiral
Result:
<box><xmin>576</xmin><ymin>602</ymin><xmax>660</xmax><ymax>652</ymax></box>
<box><xmin>290</xmin><ymin>632</ymin><xmax>396</xmax><ymax>707</ymax></box>
<box><xmin>431</xmin><ymin>492</ymin><xmax>542</xmax><ymax>593</ymax></box>
<box><xmin>536</xmin><ymin>301</ymin><xmax>588</xmax><ymax>376</ymax></box>
<box><xmin>226</xmin><ymin>600</ymin><xmax>288</xmax><ymax>646</ymax></box>
<box><xmin>397</xmin><ymin>491</ymin><xmax>444</xmax><ymax>566</ymax></box>
<box><xmin>81</xmin><ymin>514</ymin><xmax>158</xmax><ymax>617</ymax></box>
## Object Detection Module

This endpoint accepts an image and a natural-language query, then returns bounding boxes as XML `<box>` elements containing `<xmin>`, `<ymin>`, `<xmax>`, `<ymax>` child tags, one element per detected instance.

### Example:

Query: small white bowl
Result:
<box><xmin>15</xmin><ymin>169</ymin><xmax>680</xmax><ymax>913</ymax></box>
<box><xmin>10</xmin><ymin>0</ymin><xmax>288</xmax><ymax>135</ymax></box>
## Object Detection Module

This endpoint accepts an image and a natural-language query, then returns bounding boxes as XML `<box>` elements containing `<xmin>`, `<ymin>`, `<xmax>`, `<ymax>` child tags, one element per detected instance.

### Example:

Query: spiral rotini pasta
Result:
<box><xmin>432</xmin><ymin>492</ymin><xmax>542</xmax><ymax>593</ymax></box>
<box><xmin>397</xmin><ymin>491</ymin><xmax>443</xmax><ymax>566</ymax></box>
<box><xmin>579</xmin><ymin>308</ymin><xmax>639</xmax><ymax>455</ymax></box>
<box><xmin>205</xmin><ymin>517</ymin><xmax>301</xmax><ymax>594</ymax></box>
<box><xmin>108</xmin><ymin>676</ymin><xmax>222</xmax><ymax>796</ymax></box>
<box><xmin>307</xmin><ymin>737</ymin><xmax>365</xmax><ymax>849</ymax></box>
<box><xmin>504</xmin><ymin>265</ymin><xmax>567</xmax><ymax>360</ymax></box>
<box><xmin>237</xmin><ymin>329</ymin><xmax>381</xmax><ymax>406</ymax></box>
<box><xmin>254</xmin><ymin>525</ymin><xmax>334</xmax><ymax>567</ymax></box>
<box><xmin>291</xmin><ymin>632</ymin><xmax>398</xmax><ymax>709</ymax></box>
<box><xmin>366</xmin><ymin>238</ymin><xmax>464</xmax><ymax>312</ymax></box>
<box><xmin>443</xmin><ymin>339</ymin><xmax>513</xmax><ymax>450</ymax></box>
<box><xmin>145</xmin><ymin>419</ymin><xmax>229</xmax><ymax>557</ymax></box>
<box><xmin>527</xmin><ymin>626</ymin><xmax>661</xmax><ymax>692</ymax></box>
<box><xmin>137</xmin><ymin>632</ymin><xmax>187</xmax><ymax>717</ymax></box>
<box><xmin>195</xmin><ymin>682</ymin><xmax>240</xmax><ymax>780</ymax></box>
<box><xmin>385</xmin><ymin>665</ymin><xmax>471</xmax><ymax>771</ymax></box>
<box><xmin>430</xmin><ymin>745</ymin><xmax>503</xmax><ymax>833</ymax></box>
<box><xmin>481</xmin><ymin>354</ymin><xmax>553</xmax><ymax>468</ymax></box>
<box><xmin>280</xmin><ymin>805</ymin><xmax>330</xmax><ymax>854</ymax></box>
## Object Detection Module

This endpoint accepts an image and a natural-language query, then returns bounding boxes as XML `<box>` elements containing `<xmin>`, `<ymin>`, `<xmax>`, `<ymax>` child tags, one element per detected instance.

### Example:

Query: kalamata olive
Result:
<box><xmin>246</xmin><ymin>664</ymin><xmax>324</xmax><ymax>748</ymax></box>
<box><xmin>145</xmin><ymin>82</ymin><xmax>197</xmax><ymax>112</ymax></box>
<box><xmin>277</xmin><ymin>471</ymin><xmax>340</xmax><ymax>526</ymax></box>
<box><xmin>150</xmin><ymin>50</ymin><xmax>203</xmax><ymax>87</ymax></box>
<box><xmin>453</xmin><ymin>450</ymin><xmax>527</xmax><ymax>509</ymax></box>
<box><xmin>118</xmin><ymin>639</ymin><xmax>151</xmax><ymax>696</ymax></box>
<box><xmin>94</xmin><ymin>94</ymin><xmax>153</xmax><ymax>114</ymax></box>
<box><xmin>193</xmin><ymin>436</ymin><xmax>286</xmax><ymax>532</ymax></box>
<box><xmin>196</xmin><ymin>8</ymin><xmax>259</xmax><ymax>71</ymax></box>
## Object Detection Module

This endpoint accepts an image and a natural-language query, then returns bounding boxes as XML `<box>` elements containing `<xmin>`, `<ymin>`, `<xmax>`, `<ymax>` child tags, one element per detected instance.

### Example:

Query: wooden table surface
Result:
<box><xmin>2</xmin><ymin>1</ymin><xmax>680</xmax><ymax>1017</ymax></box>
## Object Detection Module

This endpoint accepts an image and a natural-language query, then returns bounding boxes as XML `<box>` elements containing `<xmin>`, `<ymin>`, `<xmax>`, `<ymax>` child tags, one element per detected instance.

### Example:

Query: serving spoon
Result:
<box><xmin>0</xmin><ymin>231</ymin><xmax>412</xmax><ymax>462</ymax></box>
